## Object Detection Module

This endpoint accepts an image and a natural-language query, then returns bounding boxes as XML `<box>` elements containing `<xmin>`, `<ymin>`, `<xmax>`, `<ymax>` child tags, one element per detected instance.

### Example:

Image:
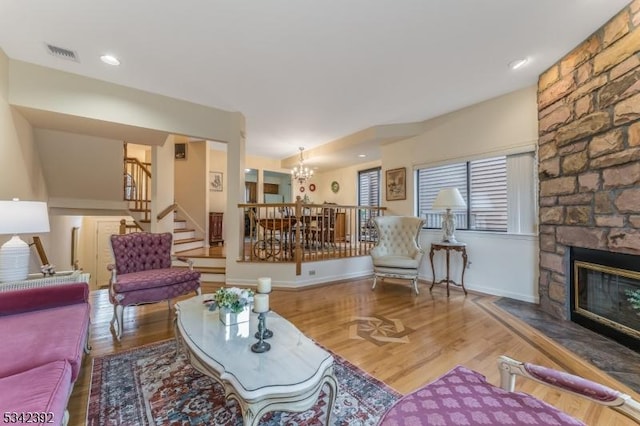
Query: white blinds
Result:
<box><xmin>417</xmin><ymin>155</ymin><xmax>509</xmax><ymax>231</ymax></box>
<box><xmin>417</xmin><ymin>163</ymin><xmax>467</xmax><ymax>229</ymax></box>
<box><xmin>469</xmin><ymin>156</ymin><xmax>507</xmax><ymax>231</ymax></box>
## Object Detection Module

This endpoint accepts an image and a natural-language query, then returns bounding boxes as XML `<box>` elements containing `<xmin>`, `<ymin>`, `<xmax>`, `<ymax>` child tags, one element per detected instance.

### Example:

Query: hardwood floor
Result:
<box><xmin>69</xmin><ymin>279</ymin><xmax>638</xmax><ymax>425</ymax></box>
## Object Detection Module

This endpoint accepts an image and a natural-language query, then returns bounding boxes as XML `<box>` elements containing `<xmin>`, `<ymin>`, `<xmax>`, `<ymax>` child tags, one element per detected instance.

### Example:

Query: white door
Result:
<box><xmin>96</xmin><ymin>221</ymin><xmax>121</xmax><ymax>290</ymax></box>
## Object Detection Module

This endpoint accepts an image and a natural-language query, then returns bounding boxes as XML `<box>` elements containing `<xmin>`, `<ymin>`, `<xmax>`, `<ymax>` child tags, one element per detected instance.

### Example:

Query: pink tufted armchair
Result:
<box><xmin>378</xmin><ymin>355</ymin><xmax>640</xmax><ymax>425</ymax></box>
<box><xmin>108</xmin><ymin>232</ymin><xmax>201</xmax><ymax>340</ymax></box>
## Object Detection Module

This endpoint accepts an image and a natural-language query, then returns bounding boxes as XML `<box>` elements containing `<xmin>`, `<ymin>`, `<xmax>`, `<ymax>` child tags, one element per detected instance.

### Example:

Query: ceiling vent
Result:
<box><xmin>45</xmin><ymin>44</ymin><xmax>79</xmax><ymax>62</ymax></box>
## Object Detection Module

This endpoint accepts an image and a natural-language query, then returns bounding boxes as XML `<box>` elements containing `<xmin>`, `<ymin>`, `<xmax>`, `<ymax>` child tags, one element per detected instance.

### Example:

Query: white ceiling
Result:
<box><xmin>0</xmin><ymin>0</ymin><xmax>629</xmax><ymax>169</ymax></box>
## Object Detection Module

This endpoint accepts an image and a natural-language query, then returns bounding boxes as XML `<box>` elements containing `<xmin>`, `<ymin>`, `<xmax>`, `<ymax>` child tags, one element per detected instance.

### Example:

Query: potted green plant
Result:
<box><xmin>209</xmin><ymin>287</ymin><xmax>254</xmax><ymax>325</ymax></box>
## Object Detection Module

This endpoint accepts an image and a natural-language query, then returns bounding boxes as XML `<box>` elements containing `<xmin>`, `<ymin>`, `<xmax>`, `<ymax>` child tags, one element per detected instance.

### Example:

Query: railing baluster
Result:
<box><xmin>238</xmin><ymin>201</ymin><xmax>386</xmax><ymax>274</ymax></box>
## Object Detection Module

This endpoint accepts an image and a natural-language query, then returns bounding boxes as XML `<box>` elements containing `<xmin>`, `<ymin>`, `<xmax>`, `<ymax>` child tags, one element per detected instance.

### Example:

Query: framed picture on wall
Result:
<box><xmin>175</xmin><ymin>143</ymin><xmax>187</xmax><ymax>160</ymax></box>
<box><xmin>210</xmin><ymin>171</ymin><xmax>223</xmax><ymax>192</ymax></box>
<box><xmin>386</xmin><ymin>167</ymin><xmax>406</xmax><ymax>201</ymax></box>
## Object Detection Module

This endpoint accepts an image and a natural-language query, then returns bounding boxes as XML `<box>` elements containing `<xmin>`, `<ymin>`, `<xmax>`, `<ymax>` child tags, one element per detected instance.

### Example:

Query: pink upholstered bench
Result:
<box><xmin>0</xmin><ymin>361</ymin><xmax>72</xmax><ymax>425</ymax></box>
<box><xmin>378</xmin><ymin>356</ymin><xmax>640</xmax><ymax>425</ymax></box>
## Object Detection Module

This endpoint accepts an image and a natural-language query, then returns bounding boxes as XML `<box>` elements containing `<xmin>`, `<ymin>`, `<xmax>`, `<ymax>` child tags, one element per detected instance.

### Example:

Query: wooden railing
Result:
<box><xmin>124</xmin><ymin>157</ymin><xmax>151</xmax><ymax>221</ymax></box>
<box><xmin>119</xmin><ymin>219</ymin><xmax>143</xmax><ymax>234</ymax></box>
<box><xmin>157</xmin><ymin>203</ymin><xmax>177</xmax><ymax>221</ymax></box>
<box><xmin>239</xmin><ymin>197</ymin><xmax>385</xmax><ymax>275</ymax></box>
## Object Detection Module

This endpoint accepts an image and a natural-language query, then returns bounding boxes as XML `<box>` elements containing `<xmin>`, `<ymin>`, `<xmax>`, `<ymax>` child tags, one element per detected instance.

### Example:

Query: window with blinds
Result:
<box><xmin>358</xmin><ymin>167</ymin><xmax>381</xmax><ymax>241</ymax></box>
<box><xmin>358</xmin><ymin>168</ymin><xmax>380</xmax><ymax>207</ymax></box>
<box><xmin>417</xmin><ymin>156</ymin><xmax>507</xmax><ymax>232</ymax></box>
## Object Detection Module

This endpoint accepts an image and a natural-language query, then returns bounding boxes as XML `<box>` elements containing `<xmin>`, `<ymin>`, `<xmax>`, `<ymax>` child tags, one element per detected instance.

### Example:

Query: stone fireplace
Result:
<box><xmin>537</xmin><ymin>1</ymin><xmax>640</xmax><ymax>328</ymax></box>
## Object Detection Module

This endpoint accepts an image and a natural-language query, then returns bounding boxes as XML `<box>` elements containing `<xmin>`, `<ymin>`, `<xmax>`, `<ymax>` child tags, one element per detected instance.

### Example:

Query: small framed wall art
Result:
<box><xmin>210</xmin><ymin>171</ymin><xmax>223</xmax><ymax>192</ymax></box>
<box><xmin>175</xmin><ymin>143</ymin><xmax>187</xmax><ymax>160</ymax></box>
<box><xmin>386</xmin><ymin>167</ymin><xmax>406</xmax><ymax>201</ymax></box>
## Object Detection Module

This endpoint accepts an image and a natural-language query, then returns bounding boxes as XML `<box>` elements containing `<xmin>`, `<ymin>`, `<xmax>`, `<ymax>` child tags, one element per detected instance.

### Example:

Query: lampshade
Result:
<box><xmin>432</xmin><ymin>188</ymin><xmax>466</xmax><ymax>210</ymax></box>
<box><xmin>0</xmin><ymin>199</ymin><xmax>50</xmax><ymax>234</ymax></box>
<box><xmin>0</xmin><ymin>199</ymin><xmax>50</xmax><ymax>282</ymax></box>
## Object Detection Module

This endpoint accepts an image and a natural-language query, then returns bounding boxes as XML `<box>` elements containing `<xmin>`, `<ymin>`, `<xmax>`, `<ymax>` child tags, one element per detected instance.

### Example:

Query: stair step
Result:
<box><xmin>174</xmin><ymin>265</ymin><xmax>225</xmax><ymax>274</ymax></box>
<box><xmin>174</xmin><ymin>228</ymin><xmax>195</xmax><ymax>233</ymax></box>
<box><xmin>174</xmin><ymin>237</ymin><xmax>205</xmax><ymax>252</ymax></box>
<box><xmin>175</xmin><ymin>237</ymin><xmax>203</xmax><ymax>245</ymax></box>
<box><xmin>129</xmin><ymin>208</ymin><xmax>150</xmax><ymax>212</ymax></box>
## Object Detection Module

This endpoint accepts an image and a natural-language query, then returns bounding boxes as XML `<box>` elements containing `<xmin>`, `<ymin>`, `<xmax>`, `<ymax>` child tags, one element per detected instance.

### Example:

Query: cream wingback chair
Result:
<box><xmin>370</xmin><ymin>216</ymin><xmax>425</xmax><ymax>294</ymax></box>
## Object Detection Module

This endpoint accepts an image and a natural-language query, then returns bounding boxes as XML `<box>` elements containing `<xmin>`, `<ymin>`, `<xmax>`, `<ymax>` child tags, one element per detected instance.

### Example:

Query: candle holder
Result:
<box><xmin>253</xmin><ymin>292</ymin><xmax>273</xmax><ymax>339</ymax></box>
<box><xmin>251</xmin><ymin>311</ymin><xmax>271</xmax><ymax>353</ymax></box>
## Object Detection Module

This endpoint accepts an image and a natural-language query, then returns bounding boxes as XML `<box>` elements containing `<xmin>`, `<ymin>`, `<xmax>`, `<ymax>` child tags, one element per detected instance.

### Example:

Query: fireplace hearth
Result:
<box><xmin>570</xmin><ymin>247</ymin><xmax>640</xmax><ymax>352</ymax></box>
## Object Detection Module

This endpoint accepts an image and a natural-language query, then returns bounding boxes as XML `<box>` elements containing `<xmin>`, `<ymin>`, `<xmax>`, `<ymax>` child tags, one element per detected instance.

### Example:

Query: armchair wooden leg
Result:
<box><xmin>372</xmin><ymin>275</ymin><xmax>378</xmax><ymax>290</ymax></box>
<box><xmin>195</xmin><ymin>287</ymin><xmax>202</xmax><ymax>296</ymax></box>
<box><xmin>412</xmin><ymin>278</ymin><xmax>420</xmax><ymax>295</ymax></box>
<box><xmin>111</xmin><ymin>304</ymin><xmax>124</xmax><ymax>341</ymax></box>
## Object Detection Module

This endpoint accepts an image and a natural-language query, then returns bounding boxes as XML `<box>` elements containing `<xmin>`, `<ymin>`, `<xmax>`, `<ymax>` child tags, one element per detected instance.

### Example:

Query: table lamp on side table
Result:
<box><xmin>0</xmin><ymin>199</ymin><xmax>50</xmax><ymax>282</ymax></box>
<box><xmin>432</xmin><ymin>188</ymin><xmax>466</xmax><ymax>244</ymax></box>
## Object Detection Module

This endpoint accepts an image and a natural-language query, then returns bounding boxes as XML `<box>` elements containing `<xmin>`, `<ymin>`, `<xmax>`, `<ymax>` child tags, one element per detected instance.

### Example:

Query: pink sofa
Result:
<box><xmin>0</xmin><ymin>283</ymin><xmax>91</xmax><ymax>426</ymax></box>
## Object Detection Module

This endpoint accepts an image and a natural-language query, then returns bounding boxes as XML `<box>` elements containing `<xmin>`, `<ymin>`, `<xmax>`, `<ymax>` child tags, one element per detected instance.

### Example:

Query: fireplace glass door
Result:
<box><xmin>574</xmin><ymin>260</ymin><xmax>640</xmax><ymax>342</ymax></box>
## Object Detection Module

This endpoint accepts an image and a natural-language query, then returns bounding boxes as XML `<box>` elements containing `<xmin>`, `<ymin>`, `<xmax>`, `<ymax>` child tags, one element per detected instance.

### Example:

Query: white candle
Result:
<box><xmin>253</xmin><ymin>294</ymin><xmax>269</xmax><ymax>313</ymax></box>
<box><xmin>257</xmin><ymin>277</ymin><xmax>272</xmax><ymax>293</ymax></box>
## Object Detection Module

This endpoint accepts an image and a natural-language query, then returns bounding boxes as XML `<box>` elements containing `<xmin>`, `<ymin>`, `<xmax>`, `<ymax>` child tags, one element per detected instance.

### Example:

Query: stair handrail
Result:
<box><xmin>174</xmin><ymin>202</ymin><xmax>206</xmax><ymax>237</ymax></box>
<box><xmin>123</xmin><ymin>156</ymin><xmax>152</xmax><ymax>221</ymax></box>
<box><xmin>157</xmin><ymin>203</ymin><xmax>178</xmax><ymax>221</ymax></box>
<box><xmin>119</xmin><ymin>219</ymin><xmax>144</xmax><ymax>234</ymax></box>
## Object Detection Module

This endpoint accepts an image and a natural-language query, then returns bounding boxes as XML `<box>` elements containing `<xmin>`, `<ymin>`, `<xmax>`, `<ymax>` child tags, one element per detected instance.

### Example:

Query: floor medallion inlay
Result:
<box><xmin>348</xmin><ymin>315</ymin><xmax>413</xmax><ymax>345</ymax></box>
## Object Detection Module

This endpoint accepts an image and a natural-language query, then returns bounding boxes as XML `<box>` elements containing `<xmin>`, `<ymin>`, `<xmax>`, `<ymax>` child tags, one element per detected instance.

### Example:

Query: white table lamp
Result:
<box><xmin>0</xmin><ymin>199</ymin><xmax>50</xmax><ymax>282</ymax></box>
<box><xmin>432</xmin><ymin>188</ymin><xmax>466</xmax><ymax>243</ymax></box>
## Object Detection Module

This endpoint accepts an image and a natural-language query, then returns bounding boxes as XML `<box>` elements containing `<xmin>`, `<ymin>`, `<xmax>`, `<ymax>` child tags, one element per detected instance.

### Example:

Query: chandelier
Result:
<box><xmin>291</xmin><ymin>147</ymin><xmax>313</xmax><ymax>184</ymax></box>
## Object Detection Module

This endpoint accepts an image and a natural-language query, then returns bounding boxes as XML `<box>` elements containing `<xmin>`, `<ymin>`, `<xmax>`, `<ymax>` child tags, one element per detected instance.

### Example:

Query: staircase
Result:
<box><xmin>122</xmin><ymin>143</ymin><xmax>225</xmax><ymax>283</ymax></box>
<box><xmin>172</xmin><ymin>216</ymin><xmax>205</xmax><ymax>252</ymax></box>
<box><xmin>172</xmin><ymin>213</ymin><xmax>225</xmax><ymax>283</ymax></box>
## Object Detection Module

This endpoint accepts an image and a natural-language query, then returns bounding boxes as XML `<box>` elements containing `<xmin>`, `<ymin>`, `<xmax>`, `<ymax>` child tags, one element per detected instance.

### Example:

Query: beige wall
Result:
<box><xmin>35</xmin><ymin>129</ymin><xmax>122</xmax><ymax>202</ymax></box>
<box><xmin>0</xmin><ymin>52</ymin><xmax>47</xmax><ymax>202</ymax></box>
<box><xmin>0</xmin><ymin>50</ymin><xmax>51</xmax><ymax>272</ymax></box>
<box><xmin>209</xmin><ymin>147</ymin><xmax>227</xmax><ymax>212</ymax></box>
<box><xmin>381</xmin><ymin>85</ymin><xmax>538</xmax><ymax>215</ymax></box>
<box><xmin>8</xmin><ymin>60</ymin><xmax>243</xmax><ymax>143</ymax></box>
<box><xmin>152</xmin><ymin>136</ymin><xmax>176</xmax><ymax>234</ymax></box>
<box><xmin>2</xmin><ymin>54</ymin><xmax>245</xmax><ymax>279</ymax></box>
<box><xmin>175</xmin><ymin>139</ymin><xmax>208</xmax><ymax>236</ymax></box>
<box><xmin>382</xmin><ymin>86</ymin><xmax>540</xmax><ymax>302</ymax></box>
<box><xmin>310</xmin><ymin>160</ymin><xmax>381</xmax><ymax>206</ymax></box>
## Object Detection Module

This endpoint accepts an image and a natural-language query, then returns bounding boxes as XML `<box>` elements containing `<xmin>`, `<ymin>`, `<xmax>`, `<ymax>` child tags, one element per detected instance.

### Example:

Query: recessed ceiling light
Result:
<box><xmin>508</xmin><ymin>58</ymin><xmax>528</xmax><ymax>70</ymax></box>
<box><xmin>100</xmin><ymin>54</ymin><xmax>120</xmax><ymax>66</ymax></box>
<box><xmin>358</xmin><ymin>154</ymin><xmax>367</xmax><ymax>158</ymax></box>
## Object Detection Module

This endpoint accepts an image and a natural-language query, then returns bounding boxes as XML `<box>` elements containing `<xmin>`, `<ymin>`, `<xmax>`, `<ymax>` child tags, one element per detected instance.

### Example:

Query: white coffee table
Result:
<box><xmin>174</xmin><ymin>295</ymin><xmax>338</xmax><ymax>426</ymax></box>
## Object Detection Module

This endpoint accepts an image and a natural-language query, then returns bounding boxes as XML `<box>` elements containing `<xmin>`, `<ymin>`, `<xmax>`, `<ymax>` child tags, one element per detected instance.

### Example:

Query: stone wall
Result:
<box><xmin>537</xmin><ymin>0</ymin><xmax>640</xmax><ymax>319</ymax></box>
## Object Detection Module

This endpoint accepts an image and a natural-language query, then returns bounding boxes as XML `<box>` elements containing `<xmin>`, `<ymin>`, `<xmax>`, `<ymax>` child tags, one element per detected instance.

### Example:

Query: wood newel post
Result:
<box><xmin>295</xmin><ymin>196</ymin><xmax>303</xmax><ymax>276</ymax></box>
<box><xmin>119</xmin><ymin>219</ymin><xmax>126</xmax><ymax>235</ymax></box>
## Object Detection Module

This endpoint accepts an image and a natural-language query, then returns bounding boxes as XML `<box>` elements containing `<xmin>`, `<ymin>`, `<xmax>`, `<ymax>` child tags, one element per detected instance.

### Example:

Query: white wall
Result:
<box><xmin>419</xmin><ymin>230</ymin><xmax>539</xmax><ymax>302</ymax></box>
<box><xmin>382</xmin><ymin>86</ymin><xmax>540</xmax><ymax>302</ymax></box>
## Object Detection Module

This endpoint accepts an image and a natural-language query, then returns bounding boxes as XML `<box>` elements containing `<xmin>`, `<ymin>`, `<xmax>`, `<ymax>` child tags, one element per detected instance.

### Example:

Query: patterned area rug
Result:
<box><xmin>87</xmin><ymin>339</ymin><xmax>400</xmax><ymax>425</ymax></box>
